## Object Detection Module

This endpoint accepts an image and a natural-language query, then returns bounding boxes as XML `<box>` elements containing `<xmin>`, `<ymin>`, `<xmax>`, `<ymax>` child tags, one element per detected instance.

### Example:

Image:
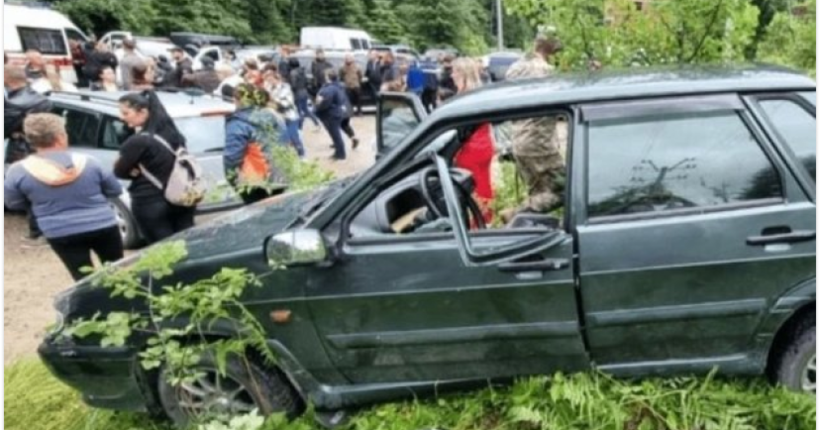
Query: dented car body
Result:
<box><xmin>40</xmin><ymin>66</ymin><xmax>816</xmax><ymax>422</ymax></box>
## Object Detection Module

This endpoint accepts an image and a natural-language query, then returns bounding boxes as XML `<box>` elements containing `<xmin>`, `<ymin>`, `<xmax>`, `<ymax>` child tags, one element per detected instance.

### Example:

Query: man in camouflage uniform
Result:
<box><xmin>503</xmin><ymin>36</ymin><xmax>565</xmax><ymax>218</ymax></box>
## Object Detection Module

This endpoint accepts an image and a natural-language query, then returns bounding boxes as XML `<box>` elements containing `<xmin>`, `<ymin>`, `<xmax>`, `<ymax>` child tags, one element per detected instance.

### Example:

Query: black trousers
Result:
<box><xmin>239</xmin><ymin>187</ymin><xmax>285</xmax><ymax>205</ymax></box>
<box><xmin>131</xmin><ymin>199</ymin><xmax>196</xmax><ymax>245</ymax></box>
<box><xmin>47</xmin><ymin>225</ymin><xmax>124</xmax><ymax>281</ymax></box>
<box><xmin>341</xmin><ymin>118</ymin><xmax>356</xmax><ymax>139</ymax></box>
<box><xmin>346</xmin><ymin>87</ymin><xmax>362</xmax><ymax>114</ymax></box>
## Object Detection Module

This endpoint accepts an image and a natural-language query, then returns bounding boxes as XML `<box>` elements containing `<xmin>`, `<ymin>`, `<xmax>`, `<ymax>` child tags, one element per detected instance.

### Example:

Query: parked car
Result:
<box><xmin>42</xmin><ymin>90</ymin><xmax>242</xmax><ymax>248</ymax></box>
<box><xmin>290</xmin><ymin>49</ymin><xmax>375</xmax><ymax>105</ymax></box>
<box><xmin>39</xmin><ymin>66</ymin><xmax>816</xmax><ymax>427</ymax></box>
<box><xmin>3</xmin><ymin>2</ymin><xmax>90</xmax><ymax>84</ymax></box>
<box><xmin>483</xmin><ymin>51</ymin><xmax>523</xmax><ymax>82</ymax></box>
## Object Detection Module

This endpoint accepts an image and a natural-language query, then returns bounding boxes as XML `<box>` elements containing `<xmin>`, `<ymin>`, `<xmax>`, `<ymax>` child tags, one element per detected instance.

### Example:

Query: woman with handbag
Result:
<box><xmin>114</xmin><ymin>91</ymin><xmax>197</xmax><ymax>244</ymax></box>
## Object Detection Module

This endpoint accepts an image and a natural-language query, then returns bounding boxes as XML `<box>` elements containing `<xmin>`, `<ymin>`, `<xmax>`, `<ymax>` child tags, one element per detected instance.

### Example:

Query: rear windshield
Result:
<box><xmin>175</xmin><ymin>116</ymin><xmax>227</xmax><ymax>153</ymax></box>
<box><xmin>18</xmin><ymin>27</ymin><xmax>67</xmax><ymax>55</ymax></box>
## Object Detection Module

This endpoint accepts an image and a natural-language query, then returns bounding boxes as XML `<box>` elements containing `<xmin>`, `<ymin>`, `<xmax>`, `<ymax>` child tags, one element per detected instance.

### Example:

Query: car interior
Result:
<box><xmin>350</xmin><ymin>114</ymin><xmax>569</xmax><ymax>238</ymax></box>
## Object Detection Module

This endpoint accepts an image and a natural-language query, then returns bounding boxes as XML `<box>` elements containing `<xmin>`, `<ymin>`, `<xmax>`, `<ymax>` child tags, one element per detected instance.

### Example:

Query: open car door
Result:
<box><xmin>376</xmin><ymin>92</ymin><xmax>426</xmax><ymax>159</ymax></box>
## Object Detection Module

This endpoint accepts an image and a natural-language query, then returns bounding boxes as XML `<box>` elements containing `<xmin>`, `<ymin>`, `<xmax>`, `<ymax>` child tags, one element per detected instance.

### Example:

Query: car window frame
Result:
<box><xmin>745</xmin><ymin>91</ymin><xmax>816</xmax><ymax>201</ymax></box>
<box><xmin>51</xmin><ymin>103</ymin><xmax>105</xmax><ymax>149</ymax></box>
<box><xmin>17</xmin><ymin>26</ymin><xmax>68</xmax><ymax>56</ymax></box>
<box><xmin>339</xmin><ymin>106</ymin><xmax>576</xmax><ymax>250</ymax></box>
<box><xmin>580</xmin><ymin>94</ymin><xmax>790</xmax><ymax>225</ymax></box>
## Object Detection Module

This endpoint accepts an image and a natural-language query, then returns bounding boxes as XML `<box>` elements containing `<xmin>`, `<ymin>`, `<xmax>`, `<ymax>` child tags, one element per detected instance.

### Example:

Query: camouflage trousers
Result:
<box><xmin>511</xmin><ymin>117</ymin><xmax>566</xmax><ymax>213</ymax></box>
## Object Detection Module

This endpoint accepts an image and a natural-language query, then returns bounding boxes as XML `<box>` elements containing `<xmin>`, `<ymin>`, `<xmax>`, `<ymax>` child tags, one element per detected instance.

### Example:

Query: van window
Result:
<box><xmin>64</xmin><ymin>29</ymin><xmax>86</xmax><ymax>44</ymax></box>
<box><xmin>351</xmin><ymin>39</ymin><xmax>362</xmax><ymax>50</ymax></box>
<box><xmin>18</xmin><ymin>27</ymin><xmax>67</xmax><ymax>55</ymax></box>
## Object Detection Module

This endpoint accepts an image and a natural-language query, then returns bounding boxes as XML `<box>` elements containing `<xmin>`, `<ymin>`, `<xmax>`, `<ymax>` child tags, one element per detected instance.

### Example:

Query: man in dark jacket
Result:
<box><xmin>289</xmin><ymin>57</ymin><xmax>321</xmax><ymax>131</ymax></box>
<box><xmin>277</xmin><ymin>46</ymin><xmax>292</xmax><ymax>81</ymax></box>
<box><xmin>438</xmin><ymin>55</ymin><xmax>458</xmax><ymax>94</ymax></box>
<box><xmin>4</xmin><ymin>65</ymin><xmax>52</xmax><ymax>164</ymax></box>
<box><xmin>4</xmin><ymin>65</ymin><xmax>53</xmax><ymax>240</ymax></box>
<box><xmin>187</xmin><ymin>57</ymin><xmax>221</xmax><ymax>93</ymax></box>
<box><xmin>82</xmin><ymin>42</ymin><xmax>118</xmax><ymax>85</ymax></box>
<box><xmin>364</xmin><ymin>49</ymin><xmax>382</xmax><ymax>101</ymax></box>
<box><xmin>314</xmin><ymin>69</ymin><xmax>349</xmax><ymax>161</ymax></box>
<box><xmin>310</xmin><ymin>49</ymin><xmax>334</xmax><ymax>92</ymax></box>
<box><xmin>163</xmin><ymin>47</ymin><xmax>194</xmax><ymax>88</ymax></box>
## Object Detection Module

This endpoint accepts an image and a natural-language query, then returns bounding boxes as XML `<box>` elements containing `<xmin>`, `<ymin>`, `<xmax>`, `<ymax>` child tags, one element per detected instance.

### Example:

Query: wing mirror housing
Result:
<box><xmin>265</xmin><ymin>229</ymin><xmax>328</xmax><ymax>268</ymax></box>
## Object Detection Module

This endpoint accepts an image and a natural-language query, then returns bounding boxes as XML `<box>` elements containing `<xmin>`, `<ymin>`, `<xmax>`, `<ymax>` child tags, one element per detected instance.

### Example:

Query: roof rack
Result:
<box><xmin>49</xmin><ymin>90</ymin><xmax>121</xmax><ymax>105</ymax></box>
<box><xmin>4</xmin><ymin>0</ymin><xmax>53</xmax><ymax>8</ymax></box>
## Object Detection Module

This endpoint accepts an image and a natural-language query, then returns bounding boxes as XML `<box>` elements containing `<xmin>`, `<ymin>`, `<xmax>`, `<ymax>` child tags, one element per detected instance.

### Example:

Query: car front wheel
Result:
<box><xmin>772</xmin><ymin>313</ymin><xmax>816</xmax><ymax>394</ymax></box>
<box><xmin>109</xmin><ymin>198</ymin><xmax>141</xmax><ymax>250</ymax></box>
<box><xmin>157</xmin><ymin>351</ymin><xmax>302</xmax><ymax>427</ymax></box>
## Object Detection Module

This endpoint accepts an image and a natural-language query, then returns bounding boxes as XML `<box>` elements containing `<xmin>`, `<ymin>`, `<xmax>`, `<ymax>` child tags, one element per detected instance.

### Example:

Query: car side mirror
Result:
<box><xmin>265</xmin><ymin>229</ymin><xmax>327</xmax><ymax>268</ymax></box>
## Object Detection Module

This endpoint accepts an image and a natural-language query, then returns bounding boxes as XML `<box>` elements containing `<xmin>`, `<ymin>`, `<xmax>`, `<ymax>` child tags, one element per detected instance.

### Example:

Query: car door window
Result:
<box><xmin>101</xmin><ymin>117</ymin><xmax>131</xmax><ymax>149</ymax></box>
<box><xmin>757</xmin><ymin>98</ymin><xmax>816</xmax><ymax>183</ymax></box>
<box><xmin>587</xmin><ymin>111</ymin><xmax>783</xmax><ymax>219</ymax></box>
<box><xmin>52</xmin><ymin>106</ymin><xmax>101</xmax><ymax>148</ymax></box>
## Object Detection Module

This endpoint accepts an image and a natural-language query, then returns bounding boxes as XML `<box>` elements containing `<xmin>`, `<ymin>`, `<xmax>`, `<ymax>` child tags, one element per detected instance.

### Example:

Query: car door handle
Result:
<box><xmin>747</xmin><ymin>230</ymin><xmax>815</xmax><ymax>246</ymax></box>
<box><xmin>498</xmin><ymin>258</ymin><xmax>570</xmax><ymax>273</ymax></box>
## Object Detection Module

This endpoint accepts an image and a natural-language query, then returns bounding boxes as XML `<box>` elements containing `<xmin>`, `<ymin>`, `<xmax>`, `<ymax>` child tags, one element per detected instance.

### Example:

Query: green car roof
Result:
<box><xmin>435</xmin><ymin>65</ymin><xmax>816</xmax><ymax>119</ymax></box>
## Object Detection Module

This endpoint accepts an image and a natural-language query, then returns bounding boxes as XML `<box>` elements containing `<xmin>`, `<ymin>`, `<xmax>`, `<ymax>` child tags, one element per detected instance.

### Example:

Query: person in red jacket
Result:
<box><xmin>451</xmin><ymin>58</ymin><xmax>495</xmax><ymax>225</ymax></box>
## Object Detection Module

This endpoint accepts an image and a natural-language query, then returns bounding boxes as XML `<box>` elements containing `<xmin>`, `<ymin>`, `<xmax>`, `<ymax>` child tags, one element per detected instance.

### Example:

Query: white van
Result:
<box><xmin>300</xmin><ymin>27</ymin><xmax>373</xmax><ymax>52</ymax></box>
<box><xmin>3</xmin><ymin>2</ymin><xmax>89</xmax><ymax>84</ymax></box>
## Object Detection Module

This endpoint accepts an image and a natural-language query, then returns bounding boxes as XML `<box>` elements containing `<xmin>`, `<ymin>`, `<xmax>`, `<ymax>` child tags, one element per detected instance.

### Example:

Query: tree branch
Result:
<box><xmin>687</xmin><ymin>0</ymin><xmax>726</xmax><ymax>62</ymax></box>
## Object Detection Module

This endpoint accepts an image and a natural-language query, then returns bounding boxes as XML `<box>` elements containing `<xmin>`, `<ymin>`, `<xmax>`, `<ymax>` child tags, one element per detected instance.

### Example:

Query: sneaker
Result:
<box><xmin>352</xmin><ymin>138</ymin><xmax>360</xmax><ymax>150</ymax></box>
<box><xmin>21</xmin><ymin>235</ymin><xmax>48</xmax><ymax>248</ymax></box>
<box><xmin>313</xmin><ymin>124</ymin><xmax>323</xmax><ymax>133</ymax></box>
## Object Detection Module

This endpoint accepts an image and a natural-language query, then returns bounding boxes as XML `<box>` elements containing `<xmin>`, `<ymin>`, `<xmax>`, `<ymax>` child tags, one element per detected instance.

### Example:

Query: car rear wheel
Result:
<box><xmin>109</xmin><ymin>198</ymin><xmax>141</xmax><ymax>250</ymax></box>
<box><xmin>157</xmin><ymin>351</ymin><xmax>301</xmax><ymax>427</ymax></box>
<box><xmin>772</xmin><ymin>312</ymin><xmax>816</xmax><ymax>394</ymax></box>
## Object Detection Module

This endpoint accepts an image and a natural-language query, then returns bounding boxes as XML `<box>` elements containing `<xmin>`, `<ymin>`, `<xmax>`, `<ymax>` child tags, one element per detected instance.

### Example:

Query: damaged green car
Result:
<box><xmin>40</xmin><ymin>66</ymin><xmax>816</xmax><ymax>426</ymax></box>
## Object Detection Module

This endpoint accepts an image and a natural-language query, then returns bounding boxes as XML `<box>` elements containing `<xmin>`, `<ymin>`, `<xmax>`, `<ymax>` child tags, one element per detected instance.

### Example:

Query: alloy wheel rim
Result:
<box><xmin>176</xmin><ymin>371</ymin><xmax>257</xmax><ymax>418</ymax></box>
<box><xmin>803</xmin><ymin>354</ymin><xmax>816</xmax><ymax>393</ymax></box>
<box><xmin>111</xmin><ymin>204</ymin><xmax>129</xmax><ymax>240</ymax></box>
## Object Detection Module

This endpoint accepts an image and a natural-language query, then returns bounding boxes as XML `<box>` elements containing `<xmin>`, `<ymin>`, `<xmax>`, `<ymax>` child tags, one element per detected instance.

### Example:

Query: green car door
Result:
<box><xmin>304</xmin><ymin>228</ymin><xmax>587</xmax><ymax>384</ymax></box>
<box><xmin>573</xmin><ymin>95</ymin><xmax>816</xmax><ymax>375</ymax></box>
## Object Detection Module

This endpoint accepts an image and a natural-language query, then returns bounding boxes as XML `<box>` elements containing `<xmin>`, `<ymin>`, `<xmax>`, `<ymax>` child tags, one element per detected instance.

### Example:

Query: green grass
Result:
<box><xmin>5</xmin><ymin>359</ymin><xmax>816</xmax><ymax>430</ymax></box>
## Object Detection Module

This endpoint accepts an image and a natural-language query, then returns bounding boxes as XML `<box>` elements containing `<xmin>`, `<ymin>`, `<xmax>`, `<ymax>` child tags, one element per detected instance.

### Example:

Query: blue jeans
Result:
<box><xmin>285</xmin><ymin>119</ymin><xmax>305</xmax><ymax>157</ymax></box>
<box><xmin>320</xmin><ymin>117</ymin><xmax>346</xmax><ymax>160</ymax></box>
<box><xmin>296</xmin><ymin>96</ymin><xmax>320</xmax><ymax>129</ymax></box>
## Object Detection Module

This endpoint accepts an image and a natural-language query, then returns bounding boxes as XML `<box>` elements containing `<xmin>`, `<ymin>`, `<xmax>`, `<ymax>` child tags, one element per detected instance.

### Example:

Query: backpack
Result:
<box><xmin>138</xmin><ymin>133</ymin><xmax>205</xmax><ymax>207</ymax></box>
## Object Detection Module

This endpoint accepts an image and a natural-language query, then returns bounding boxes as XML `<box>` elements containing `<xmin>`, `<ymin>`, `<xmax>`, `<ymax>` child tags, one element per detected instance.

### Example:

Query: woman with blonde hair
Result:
<box><xmin>31</xmin><ymin>64</ymin><xmax>78</xmax><ymax>93</ymax></box>
<box><xmin>451</xmin><ymin>57</ymin><xmax>496</xmax><ymax>224</ymax></box>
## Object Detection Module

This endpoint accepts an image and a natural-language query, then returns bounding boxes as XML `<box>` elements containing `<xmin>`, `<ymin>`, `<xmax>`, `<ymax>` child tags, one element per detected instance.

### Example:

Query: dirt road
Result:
<box><xmin>3</xmin><ymin>116</ymin><xmax>376</xmax><ymax>363</ymax></box>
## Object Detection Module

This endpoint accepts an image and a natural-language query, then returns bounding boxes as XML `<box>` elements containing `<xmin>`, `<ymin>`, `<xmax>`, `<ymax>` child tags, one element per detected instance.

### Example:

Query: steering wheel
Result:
<box><xmin>418</xmin><ymin>166</ymin><xmax>487</xmax><ymax>230</ymax></box>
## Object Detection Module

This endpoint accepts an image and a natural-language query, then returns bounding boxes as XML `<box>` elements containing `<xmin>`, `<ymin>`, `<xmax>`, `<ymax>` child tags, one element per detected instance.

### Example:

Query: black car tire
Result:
<box><xmin>110</xmin><ymin>198</ymin><xmax>142</xmax><ymax>250</ymax></box>
<box><xmin>157</xmin><ymin>351</ymin><xmax>301</xmax><ymax>427</ymax></box>
<box><xmin>772</xmin><ymin>312</ymin><xmax>816</xmax><ymax>393</ymax></box>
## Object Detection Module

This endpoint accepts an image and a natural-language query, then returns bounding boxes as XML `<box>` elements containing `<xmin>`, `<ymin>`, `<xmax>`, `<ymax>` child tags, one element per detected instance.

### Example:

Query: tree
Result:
<box><xmin>55</xmin><ymin>0</ymin><xmax>157</xmax><ymax>37</ymax></box>
<box><xmin>505</xmin><ymin>0</ymin><xmax>760</xmax><ymax>71</ymax></box>
<box><xmin>367</xmin><ymin>0</ymin><xmax>408</xmax><ymax>44</ymax></box>
<box><xmin>757</xmin><ymin>0</ymin><xmax>816</xmax><ymax>76</ymax></box>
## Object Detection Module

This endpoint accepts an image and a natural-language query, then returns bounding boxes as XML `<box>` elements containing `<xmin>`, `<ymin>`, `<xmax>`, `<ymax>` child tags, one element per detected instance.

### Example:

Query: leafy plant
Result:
<box><xmin>62</xmin><ymin>241</ymin><xmax>275</xmax><ymax>390</ymax></box>
<box><xmin>757</xmin><ymin>0</ymin><xmax>816</xmax><ymax>77</ymax></box>
<box><xmin>505</xmin><ymin>0</ymin><xmax>760</xmax><ymax>71</ymax></box>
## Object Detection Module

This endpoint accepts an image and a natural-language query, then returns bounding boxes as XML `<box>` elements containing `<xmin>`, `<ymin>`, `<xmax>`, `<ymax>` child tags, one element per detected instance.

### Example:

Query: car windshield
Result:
<box><xmin>174</xmin><ymin>116</ymin><xmax>227</xmax><ymax>153</ymax></box>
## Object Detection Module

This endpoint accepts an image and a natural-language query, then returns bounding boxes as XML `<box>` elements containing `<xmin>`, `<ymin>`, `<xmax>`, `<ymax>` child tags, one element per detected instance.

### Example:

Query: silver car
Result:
<box><xmin>42</xmin><ymin>90</ymin><xmax>241</xmax><ymax>248</ymax></box>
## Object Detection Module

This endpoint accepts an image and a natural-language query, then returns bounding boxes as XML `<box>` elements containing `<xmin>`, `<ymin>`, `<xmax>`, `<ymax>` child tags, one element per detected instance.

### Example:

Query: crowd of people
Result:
<box><xmin>4</xmin><ymin>32</ymin><xmax>567</xmax><ymax>282</ymax></box>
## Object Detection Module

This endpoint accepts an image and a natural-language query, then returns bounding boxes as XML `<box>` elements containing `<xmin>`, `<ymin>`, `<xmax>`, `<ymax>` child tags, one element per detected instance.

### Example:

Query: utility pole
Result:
<box><xmin>496</xmin><ymin>0</ymin><xmax>504</xmax><ymax>50</ymax></box>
